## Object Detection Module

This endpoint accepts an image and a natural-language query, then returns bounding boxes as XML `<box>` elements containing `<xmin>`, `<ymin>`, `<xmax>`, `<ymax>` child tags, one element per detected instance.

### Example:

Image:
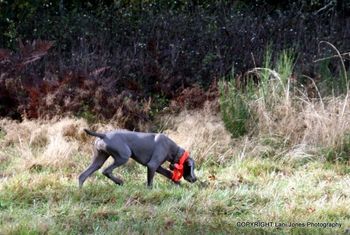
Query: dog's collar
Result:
<box><xmin>171</xmin><ymin>151</ymin><xmax>190</xmax><ymax>182</ymax></box>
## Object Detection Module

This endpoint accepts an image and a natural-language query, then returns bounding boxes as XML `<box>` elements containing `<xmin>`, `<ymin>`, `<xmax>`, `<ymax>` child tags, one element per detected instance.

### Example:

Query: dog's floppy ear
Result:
<box><xmin>183</xmin><ymin>157</ymin><xmax>197</xmax><ymax>183</ymax></box>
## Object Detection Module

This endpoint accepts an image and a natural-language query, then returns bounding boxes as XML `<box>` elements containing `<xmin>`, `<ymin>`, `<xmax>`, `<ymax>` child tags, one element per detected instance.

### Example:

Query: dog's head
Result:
<box><xmin>183</xmin><ymin>157</ymin><xmax>197</xmax><ymax>183</ymax></box>
<box><xmin>170</xmin><ymin>152</ymin><xmax>197</xmax><ymax>183</ymax></box>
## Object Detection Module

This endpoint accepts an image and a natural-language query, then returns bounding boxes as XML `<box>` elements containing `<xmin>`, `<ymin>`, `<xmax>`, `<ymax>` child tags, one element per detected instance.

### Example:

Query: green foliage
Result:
<box><xmin>1</xmin><ymin>0</ymin><xmax>348</xmax><ymax>49</ymax></box>
<box><xmin>218</xmin><ymin>73</ymin><xmax>254</xmax><ymax>138</ymax></box>
<box><xmin>317</xmin><ymin>59</ymin><xmax>350</xmax><ymax>97</ymax></box>
<box><xmin>77</xmin><ymin>105</ymin><xmax>96</xmax><ymax>124</ymax></box>
<box><xmin>277</xmin><ymin>50</ymin><xmax>294</xmax><ymax>86</ymax></box>
<box><xmin>322</xmin><ymin>133</ymin><xmax>350</xmax><ymax>162</ymax></box>
<box><xmin>150</xmin><ymin>94</ymin><xmax>169</xmax><ymax>117</ymax></box>
<box><xmin>0</xmin><ymin>0</ymin><xmax>212</xmax><ymax>48</ymax></box>
<box><xmin>259</xmin><ymin>48</ymin><xmax>294</xmax><ymax>108</ymax></box>
<box><xmin>219</xmin><ymin>49</ymin><xmax>295</xmax><ymax>138</ymax></box>
<box><xmin>0</xmin><ymin>128</ymin><xmax>5</xmax><ymax>140</ymax></box>
<box><xmin>258</xmin><ymin>47</ymin><xmax>272</xmax><ymax>106</ymax></box>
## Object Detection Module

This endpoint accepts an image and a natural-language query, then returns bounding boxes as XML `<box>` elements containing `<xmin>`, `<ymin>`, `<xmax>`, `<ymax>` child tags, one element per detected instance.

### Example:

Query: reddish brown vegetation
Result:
<box><xmin>0</xmin><ymin>40</ymin><xmax>217</xmax><ymax>129</ymax></box>
<box><xmin>170</xmin><ymin>81</ymin><xmax>219</xmax><ymax>111</ymax></box>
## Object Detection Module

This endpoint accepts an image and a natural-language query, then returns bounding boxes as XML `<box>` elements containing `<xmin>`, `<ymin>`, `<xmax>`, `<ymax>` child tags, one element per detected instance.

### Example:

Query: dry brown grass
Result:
<box><xmin>0</xmin><ymin>111</ymin><xmax>231</xmax><ymax>173</ymax></box>
<box><xmin>0</xmin><ymin>118</ymin><xmax>92</xmax><ymax>171</ymax></box>
<box><xmin>1</xmin><ymin>91</ymin><xmax>349</xmax><ymax>172</ymax></box>
<box><xmin>249</xmin><ymin>94</ymin><xmax>350</xmax><ymax>161</ymax></box>
<box><xmin>0</xmin><ymin>116</ymin><xmax>181</xmax><ymax>175</ymax></box>
<box><xmin>163</xmin><ymin>106</ymin><xmax>234</xmax><ymax>164</ymax></box>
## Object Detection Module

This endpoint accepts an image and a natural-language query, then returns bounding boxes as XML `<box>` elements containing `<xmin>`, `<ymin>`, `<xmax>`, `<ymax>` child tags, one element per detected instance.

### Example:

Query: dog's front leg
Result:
<box><xmin>156</xmin><ymin>166</ymin><xmax>180</xmax><ymax>185</ymax></box>
<box><xmin>147</xmin><ymin>166</ymin><xmax>156</xmax><ymax>187</ymax></box>
<box><xmin>156</xmin><ymin>166</ymin><xmax>172</xmax><ymax>179</ymax></box>
<box><xmin>147</xmin><ymin>164</ymin><xmax>158</xmax><ymax>188</ymax></box>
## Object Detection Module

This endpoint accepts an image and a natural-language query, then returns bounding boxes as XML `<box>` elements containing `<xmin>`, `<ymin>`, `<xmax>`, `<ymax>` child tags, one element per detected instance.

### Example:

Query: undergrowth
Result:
<box><xmin>219</xmin><ymin>45</ymin><xmax>350</xmax><ymax>162</ymax></box>
<box><xmin>0</xmin><ymin>115</ymin><xmax>349</xmax><ymax>234</ymax></box>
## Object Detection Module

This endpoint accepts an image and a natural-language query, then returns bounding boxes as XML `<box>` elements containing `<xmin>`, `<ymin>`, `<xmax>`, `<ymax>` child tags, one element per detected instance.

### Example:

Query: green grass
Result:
<box><xmin>0</xmin><ymin>128</ymin><xmax>5</xmax><ymax>140</ymax></box>
<box><xmin>0</xmin><ymin>145</ymin><xmax>349</xmax><ymax>234</ymax></box>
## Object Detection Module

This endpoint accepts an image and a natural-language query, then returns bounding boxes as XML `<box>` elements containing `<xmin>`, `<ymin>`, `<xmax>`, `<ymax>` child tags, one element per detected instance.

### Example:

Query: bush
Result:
<box><xmin>0</xmin><ymin>1</ymin><xmax>349</xmax><ymax>126</ymax></box>
<box><xmin>219</xmin><ymin>74</ymin><xmax>252</xmax><ymax>138</ymax></box>
<box><xmin>1</xmin><ymin>1</ymin><xmax>348</xmax><ymax>92</ymax></box>
<box><xmin>219</xmin><ymin>49</ymin><xmax>295</xmax><ymax>138</ymax></box>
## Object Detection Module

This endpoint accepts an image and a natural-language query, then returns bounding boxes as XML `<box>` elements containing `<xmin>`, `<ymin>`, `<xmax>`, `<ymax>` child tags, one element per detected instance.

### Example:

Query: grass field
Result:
<box><xmin>0</xmin><ymin>109</ymin><xmax>349</xmax><ymax>234</ymax></box>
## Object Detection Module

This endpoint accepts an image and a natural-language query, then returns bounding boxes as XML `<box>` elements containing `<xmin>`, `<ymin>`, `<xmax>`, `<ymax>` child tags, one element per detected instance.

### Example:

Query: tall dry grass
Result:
<box><xmin>1</xmin><ymin>88</ymin><xmax>350</xmax><ymax>174</ymax></box>
<box><xmin>162</xmin><ymin>105</ymin><xmax>234</xmax><ymax>164</ymax></box>
<box><xmin>219</xmin><ymin>46</ymin><xmax>350</xmax><ymax>162</ymax></box>
<box><xmin>0</xmin><ymin>107</ymin><xmax>234</xmax><ymax>174</ymax></box>
<box><xmin>0</xmin><ymin>118</ymin><xmax>91</xmax><ymax>171</ymax></box>
<box><xmin>248</xmin><ymin>94</ymin><xmax>350</xmax><ymax>161</ymax></box>
<box><xmin>254</xmin><ymin>96</ymin><xmax>350</xmax><ymax>147</ymax></box>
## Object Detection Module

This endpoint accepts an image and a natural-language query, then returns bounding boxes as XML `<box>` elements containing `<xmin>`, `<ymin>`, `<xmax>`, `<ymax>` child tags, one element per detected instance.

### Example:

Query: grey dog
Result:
<box><xmin>79</xmin><ymin>129</ymin><xmax>197</xmax><ymax>187</ymax></box>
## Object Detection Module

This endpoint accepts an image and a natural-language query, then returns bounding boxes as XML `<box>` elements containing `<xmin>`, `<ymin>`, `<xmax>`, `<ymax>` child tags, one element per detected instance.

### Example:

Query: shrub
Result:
<box><xmin>218</xmin><ymin>73</ymin><xmax>253</xmax><ymax>138</ymax></box>
<box><xmin>219</xmin><ymin>49</ymin><xmax>295</xmax><ymax>138</ymax></box>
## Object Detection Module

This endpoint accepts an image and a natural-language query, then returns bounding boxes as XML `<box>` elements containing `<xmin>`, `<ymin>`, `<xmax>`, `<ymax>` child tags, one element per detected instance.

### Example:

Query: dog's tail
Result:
<box><xmin>84</xmin><ymin>129</ymin><xmax>106</xmax><ymax>139</ymax></box>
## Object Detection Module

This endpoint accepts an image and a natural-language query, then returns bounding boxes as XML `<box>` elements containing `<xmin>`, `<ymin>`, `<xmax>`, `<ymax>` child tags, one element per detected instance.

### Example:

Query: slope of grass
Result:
<box><xmin>0</xmin><ymin>115</ymin><xmax>349</xmax><ymax>234</ymax></box>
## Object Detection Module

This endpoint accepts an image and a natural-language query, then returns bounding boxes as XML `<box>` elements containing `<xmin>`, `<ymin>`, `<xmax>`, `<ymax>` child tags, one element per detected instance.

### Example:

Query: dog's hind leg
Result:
<box><xmin>102</xmin><ymin>156</ymin><xmax>128</xmax><ymax>185</ymax></box>
<box><xmin>79</xmin><ymin>150</ymin><xmax>109</xmax><ymax>188</ymax></box>
<box><xmin>102</xmin><ymin>143</ymin><xmax>131</xmax><ymax>185</ymax></box>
